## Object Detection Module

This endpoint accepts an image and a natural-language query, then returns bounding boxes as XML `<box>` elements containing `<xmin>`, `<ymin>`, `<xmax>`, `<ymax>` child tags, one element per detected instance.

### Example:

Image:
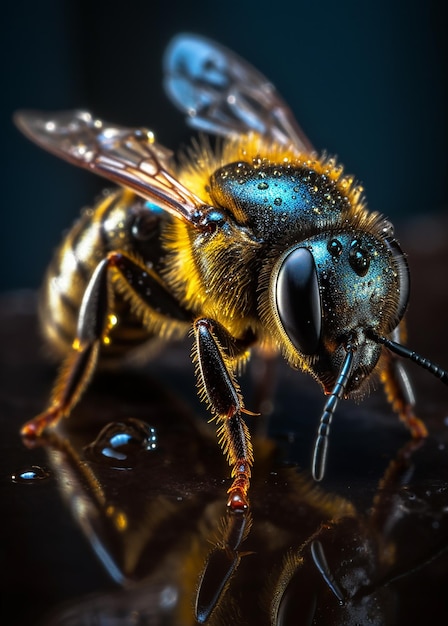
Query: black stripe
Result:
<box><xmin>47</xmin><ymin>318</ymin><xmax>75</xmax><ymax>346</ymax></box>
<box><xmin>76</xmin><ymin>257</ymin><xmax>92</xmax><ymax>283</ymax></box>
<box><xmin>98</xmin><ymin>191</ymin><xmax>125</xmax><ymax>250</ymax></box>
<box><xmin>59</xmin><ymin>291</ymin><xmax>79</xmax><ymax>317</ymax></box>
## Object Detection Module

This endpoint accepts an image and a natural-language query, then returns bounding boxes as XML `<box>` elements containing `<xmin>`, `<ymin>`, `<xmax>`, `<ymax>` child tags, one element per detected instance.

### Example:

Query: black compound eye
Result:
<box><xmin>349</xmin><ymin>239</ymin><xmax>370</xmax><ymax>276</ymax></box>
<box><xmin>276</xmin><ymin>247</ymin><xmax>322</xmax><ymax>355</ymax></box>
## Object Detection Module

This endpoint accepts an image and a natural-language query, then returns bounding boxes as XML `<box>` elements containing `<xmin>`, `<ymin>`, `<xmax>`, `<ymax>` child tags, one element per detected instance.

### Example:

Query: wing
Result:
<box><xmin>14</xmin><ymin>109</ymin><xmax>210</xmax><ymax>227</ymax></box>
<box><xmin>163</xmin><ymin>33</ymin><xmax>314</xmax><ymax>153</ymax></box>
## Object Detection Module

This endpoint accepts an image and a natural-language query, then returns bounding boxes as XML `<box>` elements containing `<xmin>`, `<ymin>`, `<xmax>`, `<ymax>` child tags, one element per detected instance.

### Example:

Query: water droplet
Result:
<box><xmin>85</xmin><ymin>418</ymin><xmax>158</xmax><ymax>469</ymax></box>
<box><xmin>257</xmin><ymin>181</ymin><xmax>269</xmax><ymax>190</ymax></box>
<box><xmin>273</xmin><ymin>197</ymin><xmax>282</xmax><ymax>206</ymax></box>
<box><xmin>333</xmin><ymin>164</ymin><xmax>344</xmax><ymax>178</ymax></box>
<box><xmin>160</xmin><ymin>585</ymin><xmax>178</xmax><ymax>610</ymax></box>
<box><xmin>12</xmin><ymin>465</ymin><xmax>51</xmax><ymax>484</ymax></box>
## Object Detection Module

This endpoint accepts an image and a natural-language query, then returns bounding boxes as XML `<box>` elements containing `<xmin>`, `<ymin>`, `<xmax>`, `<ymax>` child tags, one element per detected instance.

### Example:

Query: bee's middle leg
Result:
<box><xmin>194</xmin><ymin>318</ymin><xmax>253</xmax><ymax>512</ymax></box>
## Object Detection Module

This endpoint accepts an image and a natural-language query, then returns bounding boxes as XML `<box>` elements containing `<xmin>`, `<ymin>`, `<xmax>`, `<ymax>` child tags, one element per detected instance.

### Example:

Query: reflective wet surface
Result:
<box><xmin>2</xmin><ymin>217</ymin><xmax>448</xmax><ymax>625</ymax></box>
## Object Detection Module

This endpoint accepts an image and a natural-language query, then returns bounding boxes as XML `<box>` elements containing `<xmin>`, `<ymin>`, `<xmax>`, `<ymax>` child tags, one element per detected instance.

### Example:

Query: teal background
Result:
<box><xmin>3</xmin><ymin>0</ymin><xmax>447</xmax><ymax>292</ymax></box>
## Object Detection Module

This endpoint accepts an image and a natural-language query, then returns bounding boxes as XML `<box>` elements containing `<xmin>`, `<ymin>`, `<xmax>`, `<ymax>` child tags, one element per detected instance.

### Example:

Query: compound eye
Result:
<box><xmin>276</xmin><ymin>247</ymin><xmax>322</xmax><ymax>355</ymax></box>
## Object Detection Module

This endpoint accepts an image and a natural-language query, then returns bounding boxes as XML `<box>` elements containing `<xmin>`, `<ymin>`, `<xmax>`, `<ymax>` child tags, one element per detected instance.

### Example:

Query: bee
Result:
<box><xmin>15</xmin><ymin>33</ymin><xmax>448</xmax><ymax>512</ymax></box>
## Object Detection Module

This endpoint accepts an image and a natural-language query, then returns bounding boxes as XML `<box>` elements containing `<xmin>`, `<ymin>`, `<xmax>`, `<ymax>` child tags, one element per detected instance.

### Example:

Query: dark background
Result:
<box><xmin>2</xmin><ymin>4</ymin><xmax>448</xmax><ymax>623</ymax></box>
<box><xmin>3</xmin><ymin>0</ymin><xmax>447</xmax><ymax>293</ymax></box>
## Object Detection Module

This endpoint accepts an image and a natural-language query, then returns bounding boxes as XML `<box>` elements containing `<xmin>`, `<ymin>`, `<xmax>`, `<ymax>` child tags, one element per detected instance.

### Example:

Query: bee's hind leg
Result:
<box><xmin>21</xmin><ymin>257</ymin><xmax>113</xmax><ymax>441</ymax></box>
<box><xmin>194</xmin><ymin>318</ymin><xmax>254</xmax><ymax>512</ymax></box>
<box><xmin>22</xmin><ymin>251</ymin><xmax>190</xmax><ymax>442</ymax></box>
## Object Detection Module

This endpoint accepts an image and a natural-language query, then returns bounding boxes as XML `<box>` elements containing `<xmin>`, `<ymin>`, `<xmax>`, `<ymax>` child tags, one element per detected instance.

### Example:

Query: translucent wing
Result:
<box><xmin>164</xmin><ymin>33</ymin><xmax>313</xmax><ymax>153</ymax></box>
<box><xmin>14</xmin><ymin>109</ymin><xmax>210</xmax><ymax>226</ymax></box>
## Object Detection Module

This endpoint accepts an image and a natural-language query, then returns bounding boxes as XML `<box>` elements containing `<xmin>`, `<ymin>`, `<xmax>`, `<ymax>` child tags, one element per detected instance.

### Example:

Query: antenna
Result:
<box><xmin>312</xmin><ymin>347</ymin><xmax>354</xmax><ymax>481</ymax></box>
<box><xmin>368</xmin><ymin>331</ymin><xmax>448</xmax><ymax>385</ymax></box>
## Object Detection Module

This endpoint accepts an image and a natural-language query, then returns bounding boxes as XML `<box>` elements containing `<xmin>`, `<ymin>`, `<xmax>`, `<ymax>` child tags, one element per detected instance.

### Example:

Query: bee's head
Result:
<box><xmin>270</xmin><ymin>229</ymin><xmax>409</xmax><ymax>393</ymax></box>
<box><xmin>266</xmin><ymin>227</ymin><xmax>412</xmax><ymax>481</ymax></box>
<box><xmin>266</xmin><ymin>226</ymin><xmax>446</xmax><ymax>480</ymax></box>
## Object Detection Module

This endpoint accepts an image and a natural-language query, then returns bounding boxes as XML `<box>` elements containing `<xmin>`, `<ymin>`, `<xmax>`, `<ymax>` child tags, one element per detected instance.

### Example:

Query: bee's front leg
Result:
<box><xmin>194</xmin><ymin>319</ymin><xmax>254</xmax><ymax>512</ymax></box>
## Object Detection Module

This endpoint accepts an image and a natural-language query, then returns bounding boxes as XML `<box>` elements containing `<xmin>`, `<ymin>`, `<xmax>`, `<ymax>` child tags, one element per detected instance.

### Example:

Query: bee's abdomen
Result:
<box><xmin>39</xmin><ymin>189</ymin><xmax>153</xmax><ymax>361</ymax></box>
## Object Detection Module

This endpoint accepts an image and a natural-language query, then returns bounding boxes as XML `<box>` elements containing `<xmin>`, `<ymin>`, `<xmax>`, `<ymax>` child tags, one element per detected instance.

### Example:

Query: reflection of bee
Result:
<box><xmin>15</xmin><ymin>34</ymin><xmax>448</xmax><ymax>511</ymax></box>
